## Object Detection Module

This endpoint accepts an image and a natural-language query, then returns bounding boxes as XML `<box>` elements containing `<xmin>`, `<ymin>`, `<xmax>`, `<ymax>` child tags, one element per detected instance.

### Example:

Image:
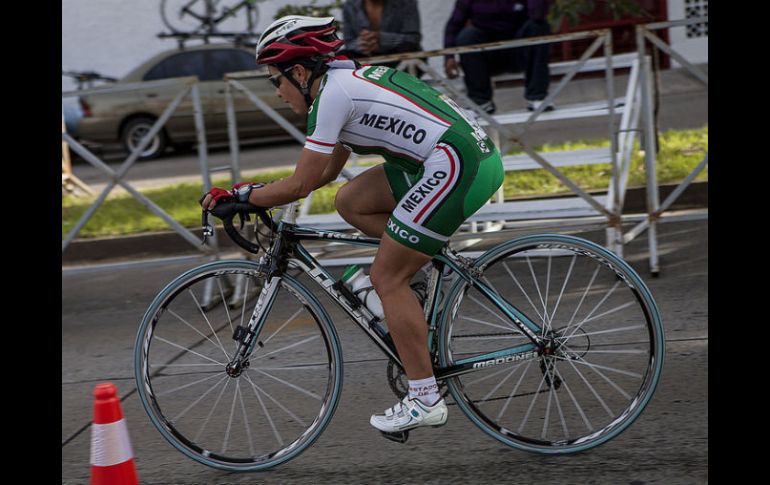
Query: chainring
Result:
<box><xmin>386</xmin><ymin>359</ymin><xmax>449</xmax><ymax>400</ymax></box>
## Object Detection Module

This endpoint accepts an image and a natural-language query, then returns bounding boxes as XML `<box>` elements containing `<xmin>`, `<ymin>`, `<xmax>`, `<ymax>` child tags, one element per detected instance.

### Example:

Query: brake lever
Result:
<box><xmin>202</xmin><ymin>209</ymin><xmax>214</xmax><ymax>245</ymax></box>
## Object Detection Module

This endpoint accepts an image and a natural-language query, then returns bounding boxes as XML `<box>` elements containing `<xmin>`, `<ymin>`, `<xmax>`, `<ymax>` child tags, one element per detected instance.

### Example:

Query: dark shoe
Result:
<box><xmin>527</xmin><ymin>99</ymin><xmax>554</xmax><ymax>112</ymax></box>
<box><xmin>477</xmin><ymin>100</ymin><xmax>496</xmax><ymax>114</ymax></box>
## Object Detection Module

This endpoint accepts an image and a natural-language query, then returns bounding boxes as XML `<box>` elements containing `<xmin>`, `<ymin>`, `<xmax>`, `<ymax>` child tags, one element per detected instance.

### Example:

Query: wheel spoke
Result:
<box><xmin>463</xmin><ymin>364</ymin><xmax>518</xmax><ymax>388</ymax></box>
<box><xmin>251</xmin><ymin>368</ymin><xmax>322</xmax><ymax>401</ymax></box>
<box><xmin>222</xmin><ymin>381</ymin><xmax>240</xmax><ymax>454</ymax></box>
<box><xmin>244</xmin><ymin>373</ymin><xmax>308</xmax><ymax>427</ymax></box>
<box><xmin>246</xmin><ymin>373</ymin><xmax>284</xmax><ymax>446</ymax></box>
<box><xmin>551</xmin><ymin>364</ymin><xmax>590</xmax><ymax>434</ymax></box>
<box><xmin>564</xmin><ymin>266</ymin><xmax>600</xmax><ymax>335</ymax></box>
<box><xmin>564</xmin><ymin>281</ymin><xmax>622</xmax><ymax>341</ymax></box>
<box><xmin>481</xmin><ymin>363</ymin><xmax>521</xmax><ymax>403</ymax></box>
<box><xmin>562</xmin><ymin>356</ymin><xmax>613</xmax><ymax>419</ymax></box>
<box><xmin>153</xmin><ymin>336</ymin><xmax>225</xmax><ymax>366</ymax></box>
<box><xmin>188</xmin><ymin>289</ymin><xmax>230</xmax><ymax>361</ymax></box>
<box><xmin>444</xmin><ymin>238</ymin><xmax>661</xmax><ymax>453</ymax></box>
<box><xmin>502</xmin><ymin>262</ymin><xmax>545</xmax><ymax>323</ymax></box>
<box><xmin>525</xmin><ymin>256</ymin><xmax>547</xmax><ymax>332</ymax></box>
<box><xmin>171</xmin><ymin>374</ymin><xmax>229</xmax><ymax>422</ymax></box>
<box><xmin>459</xmin><ymin>314</ymin><xmax>526</xmax><ymax>334</ymax></box>
<box><xmin>543</xmin><ymin>251</ymin><xmax>553</xmax><ymax>335</ymax></box>
<box><xmin>215</xmin><ymin>277</ymin><xmax>237</xmax><ymax>352</ymax></box>
<box><xmin>467</xmin><ymin>294</ymin><xmax>521</xmax><ymax>333</ymax></box>
<box><xmin>240</xmin><ymin>276</ymin><xmax>250</xmax><ymax>328</ymax></box>
<box><xmin>548</xmin><ymin>254</ymin><xmax>576</xmax><ymax>329</ymax></box>
<box><xmin>252</xmin><ymin>335</ymin><xmax>320</xmax><ymax>362</ymax></box>
<box><xmin>167</xmin><ymin>309</ymin><xmax>228</xmax><ymax>355</ymax></box>
<box><xmin>193</xmin><ymin>378</ymin><xmax>231</xmax><ymax>443</ymax></box>
<box><xmin>238</xmin><ymin>379</ymin><xmax>256</xmax><ymax>457</ymax></box>
<box><xmin>261</xmin><ymin>308</ymin><xmax>304</xmax><ymax>346</ymax></box>
<box><xmin>556</xmin><ymin>354</ymin><xmax>636</xmax><ymax>400</ymax></box>
<box><xmin>496</xmin><ymin>360</ymin><xmax>533</xmax><ymax>422</ymax></box>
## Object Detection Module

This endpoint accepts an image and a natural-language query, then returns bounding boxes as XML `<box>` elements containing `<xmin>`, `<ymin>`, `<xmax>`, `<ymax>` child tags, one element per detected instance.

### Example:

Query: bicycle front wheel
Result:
<box><xmin>134</xmin><ymin>260</ymin><xmax>343</xmax><ymax>471</ymax></box>
<box><xmin>438</xmin><ymin>234</ymin><xmax>664</xmax><ymax>454</ymax></box>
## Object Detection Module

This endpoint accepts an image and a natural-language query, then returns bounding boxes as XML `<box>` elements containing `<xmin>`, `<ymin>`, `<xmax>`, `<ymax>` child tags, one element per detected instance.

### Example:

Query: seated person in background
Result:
<box><xmin>444</xmin><ymin>0</ymin><xmax>553</xmax><ymax>113</ymax></box>
<box><xmin>341</xmin><ymin>0</ymin><xmax>422</xmax><ymax>69</ymax></box>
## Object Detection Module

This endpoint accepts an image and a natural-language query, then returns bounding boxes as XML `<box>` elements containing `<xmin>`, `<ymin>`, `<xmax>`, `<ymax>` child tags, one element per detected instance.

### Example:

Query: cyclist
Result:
<box><xmin>200</xmin><ymin>15</ymin><xmax>504</xmax><ymax>436</ymax></box>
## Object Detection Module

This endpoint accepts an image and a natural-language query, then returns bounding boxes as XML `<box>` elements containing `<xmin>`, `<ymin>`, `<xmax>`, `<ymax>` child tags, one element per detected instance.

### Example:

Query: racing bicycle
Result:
<box><xmin>134</xmin><ymin>201</ymin><xmax>665</xmax><ymax>471</ymax></box>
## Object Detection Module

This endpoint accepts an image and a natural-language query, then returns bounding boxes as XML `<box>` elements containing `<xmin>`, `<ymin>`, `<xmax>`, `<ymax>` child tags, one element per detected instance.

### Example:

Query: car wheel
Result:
<box><xmin>121</xmin><ymin>117</ymin><xmax>168</xmax><ymax>160</ymax></box>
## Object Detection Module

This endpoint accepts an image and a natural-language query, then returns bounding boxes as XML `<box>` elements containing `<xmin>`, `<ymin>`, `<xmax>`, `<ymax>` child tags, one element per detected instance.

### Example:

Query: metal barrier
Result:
<box><xmin>219</xmin><ymin>30</ymin><xmax>638</xmax><ymax>254</ymax></box>
<box><xmin>212</xmin><ymin>23</ymin><xmax>705</xmax><ymax>274</ymax></box>
<box><xmin>61</xmin><ymin>76</ymin><xmax>217</xmax><ymax>254</ymax></box>
<box><xmin>630</xmin><ymin>16</ymin><xmax>708</xmax><ymax>275</ymax></box>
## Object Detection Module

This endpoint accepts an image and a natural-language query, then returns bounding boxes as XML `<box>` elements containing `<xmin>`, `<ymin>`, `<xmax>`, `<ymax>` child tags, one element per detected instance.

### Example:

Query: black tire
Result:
<box><xmin>134</xmin><ymin>261</ymin><xmax>344</xmax><ymax>471</ymax></box>
<box><xmin>438</xmin><ymin>234</ymin><xmax>665</xmax><ymax>454</ymax></box>
<box><xmin>121</xmin><ymin>116</ymin><xmax>168</xmax><ymax>160</ymax></box>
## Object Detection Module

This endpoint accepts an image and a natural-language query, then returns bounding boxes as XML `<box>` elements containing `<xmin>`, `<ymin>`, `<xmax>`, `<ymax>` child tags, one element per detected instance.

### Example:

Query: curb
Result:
<box><xmin>62</xmin><ymin>181</ymin><xmax>707</xmax><ymax>265</ymax></box>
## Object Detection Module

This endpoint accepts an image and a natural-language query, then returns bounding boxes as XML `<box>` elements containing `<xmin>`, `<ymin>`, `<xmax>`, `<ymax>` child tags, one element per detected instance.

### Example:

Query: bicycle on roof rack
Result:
<box><xmin>134</xmin><ymin>200</ymin><xmax>665</xmax><ymax>471</ymax></box>
<box><xmin>160</xmin><ymin>0</ymin><xmax>263</xmax><ymax>38</ymax></box>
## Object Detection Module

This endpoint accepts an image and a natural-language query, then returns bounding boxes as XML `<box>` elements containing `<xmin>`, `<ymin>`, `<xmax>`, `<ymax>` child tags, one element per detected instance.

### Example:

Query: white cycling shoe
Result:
<box><xmin>370</xmin><ymin>396</ymin><xmax>448</xmax><ymax>433</ymax></box>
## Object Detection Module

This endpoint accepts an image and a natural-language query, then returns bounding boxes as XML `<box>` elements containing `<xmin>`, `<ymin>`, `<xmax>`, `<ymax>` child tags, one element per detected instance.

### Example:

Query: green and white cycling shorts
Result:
<box><xmin>384</xmin><ymin>141</ymin><xmax>504</xmax><ymax>256</ymax></box>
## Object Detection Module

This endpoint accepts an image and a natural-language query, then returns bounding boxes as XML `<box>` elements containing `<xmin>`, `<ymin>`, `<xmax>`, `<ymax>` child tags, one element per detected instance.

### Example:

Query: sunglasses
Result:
<box><xmin>268</xmin><ymin>72</ymin><xmax>284</xmax><ymax>89</ymax></box>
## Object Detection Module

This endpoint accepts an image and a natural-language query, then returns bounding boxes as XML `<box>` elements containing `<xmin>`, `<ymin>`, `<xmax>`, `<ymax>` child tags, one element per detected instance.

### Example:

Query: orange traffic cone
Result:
<box><xmin>90</xmin><ymin>383</ymin><xmax>139</xmax><ymax>485</ymax></box>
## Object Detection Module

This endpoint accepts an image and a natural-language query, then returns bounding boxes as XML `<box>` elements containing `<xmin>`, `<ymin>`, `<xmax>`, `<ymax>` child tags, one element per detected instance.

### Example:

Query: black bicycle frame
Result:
<box><xmin>248</xmin><ymin>221</ymin><xmax>544</xmax><ymax>380</ymax></box>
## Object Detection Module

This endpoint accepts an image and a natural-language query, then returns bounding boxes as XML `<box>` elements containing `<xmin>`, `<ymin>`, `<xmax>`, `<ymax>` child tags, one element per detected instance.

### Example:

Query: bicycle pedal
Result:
<box><xmin>379</xmin><ymin>430</ymin><xmax>409</xmax><ymax>444</ymax></box>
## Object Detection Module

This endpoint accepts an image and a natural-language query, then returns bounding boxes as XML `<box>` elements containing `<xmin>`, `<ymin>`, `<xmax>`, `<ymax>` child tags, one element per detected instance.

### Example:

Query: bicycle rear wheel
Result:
<box><xmin>134</xmin><ymin>260</ymin><xmax>343</xmax><ymax>471</ymax></box>
<box><xmin>438</xmin><ymin>234</ymin><xmax>664</xmax><ymax>454</ymax></box>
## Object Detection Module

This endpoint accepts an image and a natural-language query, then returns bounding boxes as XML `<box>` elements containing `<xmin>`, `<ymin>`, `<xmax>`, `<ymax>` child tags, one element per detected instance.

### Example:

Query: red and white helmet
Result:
<box><xmin>256</xmin><ymin>15</ymin><xmax>343</xmax><ymax>65</ymax></box>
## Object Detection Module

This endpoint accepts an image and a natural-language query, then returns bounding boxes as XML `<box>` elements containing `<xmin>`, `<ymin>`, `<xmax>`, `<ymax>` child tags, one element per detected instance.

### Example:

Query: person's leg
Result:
<box><xmin>369</xmin><ymin>236</ymin><xmax>433</xmax><ymax>379</ymax></box>
<box><xmin>334</xmin><ymin>165</ymin><xmax>396</xmax><ymax>237</ymax></box>
<box><xmin>337</xmin><ymin>164</ymin><xmax>436</xmax><ymax>380</ymax></box>
<box><xmin>456</xmin><ymin>25</ymin><xmax>495</xmax><ymax>106</ymax></box>
<box><xmin>516</xmin><ymin>19</ymin><xmax>552</xmax><ymax>102</ymax></box>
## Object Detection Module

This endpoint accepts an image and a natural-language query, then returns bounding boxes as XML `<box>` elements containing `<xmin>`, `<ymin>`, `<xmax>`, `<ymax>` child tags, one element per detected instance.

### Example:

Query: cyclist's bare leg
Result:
<box><xmin>369</xmin><ymin>235</ymin><xmax>434</xmax><ymax>379</ymax></box>
<box><xmin>337</xmin><ymin>166</ymin><xmax>434</xmax><ymax>378</ymax></box>
<box><xmin>335</xmin><ymin>165</ymin><xmax>395</xmax><ymax>237</ymax></box>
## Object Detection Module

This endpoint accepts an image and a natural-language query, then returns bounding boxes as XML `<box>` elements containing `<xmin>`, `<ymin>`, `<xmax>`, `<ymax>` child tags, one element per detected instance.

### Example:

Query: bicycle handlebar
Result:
<box><xmin>202</xmin><ymin>201</ymin><xmax>278</xmax><ymax>254</ymax></box>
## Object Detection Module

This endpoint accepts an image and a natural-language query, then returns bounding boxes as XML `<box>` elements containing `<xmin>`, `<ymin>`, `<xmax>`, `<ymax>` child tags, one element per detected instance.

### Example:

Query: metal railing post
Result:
<box><xmin>225</xmin><ymin>81</ymin><xmax>242</xmax><ymax>184</ymax></box>
<box><xmin>602</xmin><ymin>31</ymin><xmax>622</xmax><ymax>256</ymax></box>
<box><xmin>640</xmin><ymin>54</ymin><xmax>661</xmax><ymax>275</ymax></box>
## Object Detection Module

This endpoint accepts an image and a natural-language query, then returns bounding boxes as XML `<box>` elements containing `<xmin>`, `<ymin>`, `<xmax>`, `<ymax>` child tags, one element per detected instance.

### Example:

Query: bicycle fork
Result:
<box><xmin>225</xmin><ymin>275</ymin><xmax>282</xmax><ymax>377</ymax></box>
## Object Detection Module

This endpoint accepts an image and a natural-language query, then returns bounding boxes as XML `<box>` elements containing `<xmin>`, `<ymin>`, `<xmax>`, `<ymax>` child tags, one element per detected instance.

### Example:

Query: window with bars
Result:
<box><xmin>685</xmin><ymin>0</ymin><xmax>708</xmax><ymax>38</ymax></box>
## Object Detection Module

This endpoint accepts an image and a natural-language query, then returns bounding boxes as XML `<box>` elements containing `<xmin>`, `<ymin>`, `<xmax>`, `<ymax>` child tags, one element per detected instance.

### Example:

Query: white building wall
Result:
<box><xmin>665</xmin><ymin>0</ymin><xmax>708</xmax><ymax>67</ymax></box>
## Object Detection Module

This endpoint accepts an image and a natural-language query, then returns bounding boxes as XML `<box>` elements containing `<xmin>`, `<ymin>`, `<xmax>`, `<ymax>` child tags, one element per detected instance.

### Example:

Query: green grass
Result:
<box><xmin>63</xmin><ymin>126</ymin><xmax>707</xmax><ymax>239</ymax></box>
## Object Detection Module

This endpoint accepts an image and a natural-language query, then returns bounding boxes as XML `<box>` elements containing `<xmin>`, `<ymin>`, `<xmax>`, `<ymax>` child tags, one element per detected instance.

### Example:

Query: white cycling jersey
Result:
<box><xmin>300</xmin><ymin>59</ymin><xmax>502</xmax><ymax>256</ymax></box>
<box><xmin>303</xmin><ymin>60</ymin><xmax>483</xmax><ymax>172</ymax></box>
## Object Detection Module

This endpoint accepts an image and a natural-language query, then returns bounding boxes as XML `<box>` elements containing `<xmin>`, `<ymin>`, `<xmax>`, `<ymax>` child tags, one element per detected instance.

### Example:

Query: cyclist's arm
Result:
<box><xmin>245</xmin><ymin>76</ymin><xmax>352</xmax><ymax>207</ymax></box>
<box><xmin>315</xmin><ymin>143</ymin><xmax>352</xmax><ymax>189</ymax></box>
<box><xmin>247</xmin><ymin>148</ymin><xmax>333</xmax><ymax>208</ymax></box>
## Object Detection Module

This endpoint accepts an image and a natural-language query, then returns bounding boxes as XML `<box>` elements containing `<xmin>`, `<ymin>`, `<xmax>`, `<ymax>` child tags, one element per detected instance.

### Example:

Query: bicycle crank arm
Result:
<box><xmin>379</xmin><ymin>430</ymin><xmax>409</xmax><ymax>444</ymax></box>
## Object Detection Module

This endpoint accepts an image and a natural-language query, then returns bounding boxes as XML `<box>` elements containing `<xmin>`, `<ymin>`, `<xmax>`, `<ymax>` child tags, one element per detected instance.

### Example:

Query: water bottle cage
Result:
<box><xmin>352</xmin><ymin>286</ymin><xmax>375</xmax><ymax>298</ymax></box>
<box><xmin>332</xmin><ymin>280</ymin><xmax>362</xmax><ymax>310</ymax></box>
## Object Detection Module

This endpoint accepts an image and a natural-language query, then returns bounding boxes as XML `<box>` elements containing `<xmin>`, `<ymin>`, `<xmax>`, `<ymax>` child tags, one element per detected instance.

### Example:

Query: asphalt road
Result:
<box><xmin>61</xmin><ymin>219</ymin><xmax>708</xmax><ymax>484</ymax></box>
